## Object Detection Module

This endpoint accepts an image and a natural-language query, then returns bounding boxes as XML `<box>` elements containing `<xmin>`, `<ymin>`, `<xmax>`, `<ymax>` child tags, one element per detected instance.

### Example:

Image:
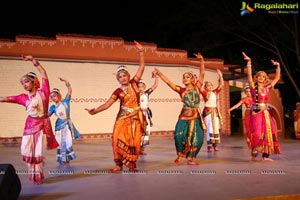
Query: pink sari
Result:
<box><xmin>250</xmin><ymin>87</ymin><xmax>281</xmax><ymax>155</ymax></box>
<box><xmin>7</xmin><ymin>78</ymin><xmax>58</xmax><ymax>184</ymax></box>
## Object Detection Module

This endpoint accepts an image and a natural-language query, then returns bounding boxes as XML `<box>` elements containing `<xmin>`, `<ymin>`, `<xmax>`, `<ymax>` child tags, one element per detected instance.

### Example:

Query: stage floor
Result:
<box><xmin>1</xmin><ymin>135</ymin><xmax>300</xmax><ymax>200</ymax></box>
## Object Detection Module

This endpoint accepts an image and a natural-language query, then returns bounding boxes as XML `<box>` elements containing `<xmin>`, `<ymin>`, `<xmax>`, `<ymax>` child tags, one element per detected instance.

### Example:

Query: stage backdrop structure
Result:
<box><xmin>0</xmin><ymin>34</ymin><xmax>284</xmax><ymax>144</ymax></box>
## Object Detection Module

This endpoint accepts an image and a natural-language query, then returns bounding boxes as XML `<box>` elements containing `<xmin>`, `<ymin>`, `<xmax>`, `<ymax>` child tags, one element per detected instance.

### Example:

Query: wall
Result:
<box><xmin>0</xmin><ymin>34</ymin><xmax>231</xmax><ymax>143</ymax></box>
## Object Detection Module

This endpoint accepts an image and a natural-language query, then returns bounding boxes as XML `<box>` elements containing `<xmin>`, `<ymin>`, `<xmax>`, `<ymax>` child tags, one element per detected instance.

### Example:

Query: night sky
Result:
<box><xmin>1</xmin><ymin>0</ymin><xmax>299</xmax><ymax>110</ymax></box>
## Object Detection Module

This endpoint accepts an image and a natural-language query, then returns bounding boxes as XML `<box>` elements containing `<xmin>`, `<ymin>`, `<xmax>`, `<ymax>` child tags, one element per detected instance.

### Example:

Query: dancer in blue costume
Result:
<box><xmin>49</xmin><ymin>77</ymin><xmax>81</xmax><ymax>165</ymax></box>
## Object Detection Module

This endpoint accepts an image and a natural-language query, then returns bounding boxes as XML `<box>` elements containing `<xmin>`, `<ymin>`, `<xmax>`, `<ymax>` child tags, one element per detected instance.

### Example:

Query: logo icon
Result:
<box><xmin>240</xmin><ymin>2</ymin><xmax>255</xmax><ymax>16</ymax></box>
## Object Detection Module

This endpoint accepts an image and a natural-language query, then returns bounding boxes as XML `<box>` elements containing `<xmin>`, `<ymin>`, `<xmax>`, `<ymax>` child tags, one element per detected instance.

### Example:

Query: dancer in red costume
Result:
<box><xmin>228</xmin><ymin>85</ymin><xmax>254</xmax><ymax>148</ymax></box>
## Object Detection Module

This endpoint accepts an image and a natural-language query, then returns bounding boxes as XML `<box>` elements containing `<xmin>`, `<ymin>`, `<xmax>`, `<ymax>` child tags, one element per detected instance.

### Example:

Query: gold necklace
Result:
<box><xmin>121</xmin><ymin>85</ymin><xmax>135</xmax><ymax>100</ymax></box>
<box><xmin>185</xmin><ymin>88</ymin><xmax>197</xmax><ymax>106</ymax></box>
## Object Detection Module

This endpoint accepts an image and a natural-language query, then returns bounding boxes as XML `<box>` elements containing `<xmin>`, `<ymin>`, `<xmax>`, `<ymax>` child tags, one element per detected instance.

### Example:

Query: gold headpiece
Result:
<box><xmin>184</xmin><ymin>71</ymin><xmax>194</xmax><ymax>77</ymax></box>
<box><xmin>51</xmin><ymin>88</ymin><xmax>60</xmax><ymax>94</ymax></box>
<box><xmin>139</xmin><ymin>79</ymin><xmax>146</xmax><ymax>84</ymax></box>
<box><xmin>116</xmin><ymin>65</ymin><xmax>128</xmax><ymax>74</ymax></box>
<box><xmin>243</xmin><ymin>84</ymin><xmax>250</xmax><ymax>91</ymax></box>
<box><xmin>255</xmin><ymin>71</ymin><xmax>267</xmax><ymax>77</ymax></box>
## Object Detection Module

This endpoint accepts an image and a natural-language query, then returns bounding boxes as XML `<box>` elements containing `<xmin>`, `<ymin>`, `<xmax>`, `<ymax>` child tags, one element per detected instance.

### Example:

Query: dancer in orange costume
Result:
<box><xmin>85</xmin><ymin>41</ymin><xmax>145</xmax><ymax>172</ymax></box>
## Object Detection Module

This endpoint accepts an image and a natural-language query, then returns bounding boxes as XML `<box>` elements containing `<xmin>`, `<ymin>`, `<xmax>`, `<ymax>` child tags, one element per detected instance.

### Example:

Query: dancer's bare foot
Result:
<box><xmin>109</xmin><ymin>166</ymin><xmax>122</xmax><ymax>173</ymax></box>
<box><xmin>34</xmin><ymin>180</ymin><xmax>43</xmax><ymax>185</ymax></box>
<box><xmin>207</xmin><ymin>147</ymin><xmax>212</xmax><ymax>152</ymax></box>
<box><xmin>251</xmin><ymin>157</ymin><xmax>257</xmax><ymax>161</ymax></box>
<box><xmin>187</xmin><ymin>161</ymin><xmax>200</xmax><ymax>166</ymax></box>
<box><xmin>174</xmin><ymin>157</ymin><xmax>182</xmax><ymax>164</ymax></box>
<box><xmin>262</xmin><ymin>157</ymin><xmax>274</xmax><ymax>162</ymax></box>
<box><xmin>129</xmin><ymin>168</ymin><xmax>139</xmax><ymax>172</ymax></box>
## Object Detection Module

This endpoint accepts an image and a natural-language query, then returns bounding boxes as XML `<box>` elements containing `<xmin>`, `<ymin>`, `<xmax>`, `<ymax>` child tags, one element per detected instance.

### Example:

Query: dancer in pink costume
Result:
<box><xmin>243</xmin><ymin>52</ymin><xmax>282</xmax><ymax>161</ymax></box>
<box><xmin>0</xmin><ymin>55</ymin><xmax>58</xmax><ymax>184</ymax></box>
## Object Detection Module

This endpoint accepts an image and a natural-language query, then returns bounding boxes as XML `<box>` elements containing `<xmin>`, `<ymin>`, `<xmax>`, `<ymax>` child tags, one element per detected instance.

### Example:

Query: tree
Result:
<box><xmin>144</xmin><ymin>0</ymin><xmax>300</xmax><ymax>108</ymax></box>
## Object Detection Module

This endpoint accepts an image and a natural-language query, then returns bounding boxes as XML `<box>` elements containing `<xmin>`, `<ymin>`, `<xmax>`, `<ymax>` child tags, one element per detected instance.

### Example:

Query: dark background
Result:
<box><xmin>1</xmin><ymin>0</ymin><xmax>299</xmax><ymax>111</ymax></box>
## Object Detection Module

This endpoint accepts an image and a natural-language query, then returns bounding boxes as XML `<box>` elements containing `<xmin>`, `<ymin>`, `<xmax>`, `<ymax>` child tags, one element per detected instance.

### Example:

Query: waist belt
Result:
<box><xmin>121</xmin><ymin>106</ymin><xmax>140</xmax><ymax>113</ymax></box>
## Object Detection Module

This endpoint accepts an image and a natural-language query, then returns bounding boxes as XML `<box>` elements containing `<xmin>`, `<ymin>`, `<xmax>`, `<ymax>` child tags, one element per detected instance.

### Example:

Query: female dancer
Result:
<box><xmin>201</xmin><ymin>69</ymin><xmax>224</xmax><ymax>152</ymax></box>
<box><xmin>294</xmin><ymin>102</ymin><xmax>300</xmax><ymax>139</ymax></box>
<box><xmin>49</xmin><ymin>77</ymin><xmax>81</xmax><ymax>166</ymax></box>
<box><xmin>0</xmin><ymin>55</ymin><xmax>58</xmax><ymax>184</ymax></box>
<box><xmin>243</xmin><ymin>52</ymin><xmax>282</xmax><ymax>161</ymax></box>
<box><xmin>228</xmin><ymin>85</ymin><xmax>253</xmax><ymax>148</ymax></box>
<box><xmin>138</xmin><ymin>77</ymin><xmax>159</xmax><ymax>155</ymax></box>
<box><xmin>152</xmin><ymin>53</ymin><xmax>205</xmax><ymax>165</ymax></box>
<box><xmin>85</xmin><ymin>41</ymin><xmax>145</xmax><ymax>172</ymax></box>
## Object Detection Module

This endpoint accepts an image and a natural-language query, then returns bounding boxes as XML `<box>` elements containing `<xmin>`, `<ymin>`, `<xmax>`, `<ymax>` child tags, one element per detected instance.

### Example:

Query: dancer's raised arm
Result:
<box><xmin>242</xmin><ymin>52</ymin><xmax>254</xmax><ymax>89</ymax></box>
<box><xmin>194</xmin><ymin>52</ymin><xmax>205</xmax><ymax>90</ymax></box>
<box><xmin>150</xmin><ymin>75</ymin><xmax>159</xmax><ymax>91</ymax></box>
<box><xmin>269</xmin><ymin>59</ymin><xmax>281</xmax><ymax>88</ymax></box>
<box><xmin>216</xmin><ymin>69</ymin><xmax>224</xmax><ymax>90</ymax></box>
<box><xmin>22</xmin><ymin>55</ymin><xmax>48</xmax><ymax>80</ymax></box>
<box><xmin>152</xmin><ymin>68</ymin><xmax>179</xmax><ymax>92</ymax></box>
<box><xmin>134</xmin><ymin>40</ymin><xmax>145</xmax><ymax>80</ymax></box>
<box><xmin>58</xmin><ymin>77</ymin><xmax>72</xmax><ymax>95</ymax></box>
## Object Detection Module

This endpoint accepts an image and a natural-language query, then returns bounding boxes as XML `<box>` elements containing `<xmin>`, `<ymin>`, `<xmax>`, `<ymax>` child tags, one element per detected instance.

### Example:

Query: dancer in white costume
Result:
<box><xmin>200</xmin><ymin>69</ymin><xmax>224</xmax><ymax>152</ymax></box>
<box><xmin>138</xmin><ymin>77</ymin><xmax>158</xmax><ymax>155</ymax></box>
<box><xmin>294</xmin><ymin>102</ymin><xmax>300</xmax><ymax>139</ymax></box>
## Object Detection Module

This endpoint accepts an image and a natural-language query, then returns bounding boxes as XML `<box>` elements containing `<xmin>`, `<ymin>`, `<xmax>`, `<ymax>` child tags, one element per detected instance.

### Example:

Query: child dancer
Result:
<box><xmin>49</xmin><ymin>77</ymin><xmax>81</xmax><ymax>166</ymax></box>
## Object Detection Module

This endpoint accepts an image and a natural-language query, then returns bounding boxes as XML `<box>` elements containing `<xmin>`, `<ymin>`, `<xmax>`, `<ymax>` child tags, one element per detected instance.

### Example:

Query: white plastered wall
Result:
<box><xmin>0</xmin><ymin>58</ymin><xmax>218</xmax><ymax>137</ymax></box>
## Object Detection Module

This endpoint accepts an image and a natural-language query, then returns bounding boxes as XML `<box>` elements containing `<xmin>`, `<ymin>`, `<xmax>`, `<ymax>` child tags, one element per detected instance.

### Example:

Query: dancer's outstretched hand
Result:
<box><xmin>21</xmin><ymin>55</ymin><xmax>33</xmax><ymax>61</ymax></box>
<box><xmin>194</xmin><ymin>52</ymin><xmax>203</xmax><ymax>61</ymax></box>
<box><xmin>134</xmin><ymin>40</ymin><xmax>143</xmax><ymax>51</ymax></box>
<box><xmin>242</xmin><ymin>52</ymin><xmax>251</xmax><ymax>62</ymax></box>
<box><xmin>85</xmin><ymin>108</ymin><xmax>97</xmax><ymax>115</ymax></box>
<box><xmin>271</xmin><ymin>59</ymin><xmax>280</xmax><ymax>67</ymax></box>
